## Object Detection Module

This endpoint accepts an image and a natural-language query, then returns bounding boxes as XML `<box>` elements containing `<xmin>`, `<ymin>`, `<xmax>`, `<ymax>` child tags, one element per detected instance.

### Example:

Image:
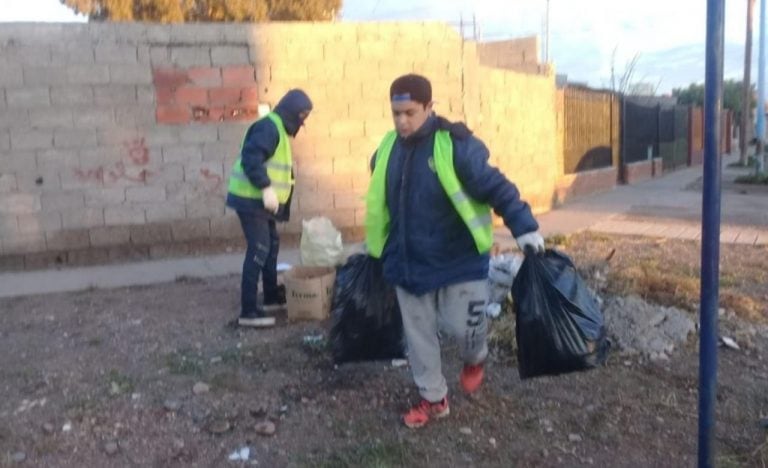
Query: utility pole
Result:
<box><xmin>741</xmin><ymin>0</ymin><xmax>756</xmax><ymax>165</ymax></box>
<box><xmin>756</xmin><ymin>0</ymin><xmax>766</xmax><ymax>173</ymax></box>
<box><xmin>700</xmin><ymin>1</ymin><xmax>724</xmax><ymax>466</ymax></box>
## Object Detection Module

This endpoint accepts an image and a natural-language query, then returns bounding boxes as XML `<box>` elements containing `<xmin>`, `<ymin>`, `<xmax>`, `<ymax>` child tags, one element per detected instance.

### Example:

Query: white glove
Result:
<box><xmin>515</xmin><ymin>230</ymin><xmax>545</xmax><ymax>254</ymax></box>
<box><xmin>262</xmin><ymin>186</ymin><xmax>279</xmax><ymax>214</ymax></box>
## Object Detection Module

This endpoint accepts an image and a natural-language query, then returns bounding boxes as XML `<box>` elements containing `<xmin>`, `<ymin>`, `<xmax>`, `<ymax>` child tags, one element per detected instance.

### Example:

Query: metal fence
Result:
<box><xmin>562</xmin><ymin>87</ymin><xmax>733</xmax><ymax>178</ymax></box>
<box><xmin>622</xmin><ymin>99</ymin><xmax>661</xmax><ymax>164</ymax></box>
<box><xmin>563</xmin><ymin>88</ymin><xmax>618</xmax><ymax>173</ymax></box>
<box><xmin>658</xmin><ymin>105</ymin><xmax>690</xmax><ymax>170</ymax></box>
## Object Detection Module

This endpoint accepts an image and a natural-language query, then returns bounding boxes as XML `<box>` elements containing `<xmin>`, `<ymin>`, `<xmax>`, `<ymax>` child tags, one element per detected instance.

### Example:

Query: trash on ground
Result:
<box><xmin>300</xmin><ymin>217</ymin><xmax>343</xmax><ymax>267</ymax></box>
<box><xmin>228</xmin><ymin>447</ymin><xmax>250</xmax><ymax>461</ymax></box>
<box><xmin>486</xmin><ymin>253</ymin><xmax>523</xmax><ymax>318</ymax></box>
<box><xmin>720</xmin><ymin>336</ymin><xmax>740</xmax><ymax>350</ymax></box>
<box><xmin>512</xmin><ymin>249</ymin><xmax>609</xmax><ymax>379</ymax></box>
<box><xmin>330</xmin><ymin>254</ymin><xmax>405</xmax><ymax>363</ymax></box>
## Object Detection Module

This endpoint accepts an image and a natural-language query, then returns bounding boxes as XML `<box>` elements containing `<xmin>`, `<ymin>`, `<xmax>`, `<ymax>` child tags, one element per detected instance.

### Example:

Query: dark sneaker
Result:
<box><xmin>402</xmin><ymin>397</ymin><xmax>450</xmax><ymax>429</ymax></box>
<box><xmin>238</xmin><ymin>310</ymin><xmax>275</xmax><ymax>328</ymax></box>
<box><xmin>263</xmin><ymin>285</ymin><xmax>287</xmax><ymax>313</ymax></box>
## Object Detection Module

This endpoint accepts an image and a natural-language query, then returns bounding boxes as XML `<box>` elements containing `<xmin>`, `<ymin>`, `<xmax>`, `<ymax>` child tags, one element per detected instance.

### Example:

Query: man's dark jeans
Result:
<box><xmin>236</xmin><ymin>211</ymin><xmax>280</xmax><ymax>316</ymax></box>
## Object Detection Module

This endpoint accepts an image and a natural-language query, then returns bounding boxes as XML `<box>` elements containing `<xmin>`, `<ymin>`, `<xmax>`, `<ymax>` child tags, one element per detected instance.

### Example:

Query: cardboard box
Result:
<box><xmin>284</xmin><ymin>266</ymin><xmax>337</xmax><ymax>321</ymax></box>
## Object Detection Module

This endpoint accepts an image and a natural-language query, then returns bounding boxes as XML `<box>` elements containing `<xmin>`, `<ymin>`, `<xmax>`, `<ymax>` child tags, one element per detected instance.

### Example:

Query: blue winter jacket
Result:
<box><xmin>226</xmin><ymin>89</ymin><xmax>312</xmax><ymax>221</ymax></box>
<box><xmin>371</xmin><ymin>114</ymin><xmax>539</xmax><ymax>295</ymax></box>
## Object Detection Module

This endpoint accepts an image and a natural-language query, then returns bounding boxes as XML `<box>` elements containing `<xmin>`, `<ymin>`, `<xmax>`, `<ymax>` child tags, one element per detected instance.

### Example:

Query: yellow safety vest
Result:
<box><xmin>228</xmin><ymin>112</ymin><xmax>293</xmax><ymax>203</ymax></box>
<box><xmin>365</xmin><ymin>130</ymin><xmax>493</xmax><ymax>258</ymax></box>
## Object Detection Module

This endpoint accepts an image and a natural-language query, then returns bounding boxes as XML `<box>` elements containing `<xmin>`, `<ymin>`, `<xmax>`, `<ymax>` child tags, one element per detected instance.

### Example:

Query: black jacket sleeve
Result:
<box><xmin>240</xmin><ymin>119</ymin><xmax>280</xmax><ymax>189</ymax></box>
<box><xmin>452</xmin><ymin>135</ymin><xmax>539</xmax><ymax>237</ymax></box>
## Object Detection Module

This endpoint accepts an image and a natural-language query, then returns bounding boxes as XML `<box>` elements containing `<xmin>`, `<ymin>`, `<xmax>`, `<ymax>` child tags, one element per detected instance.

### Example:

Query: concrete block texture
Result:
<box><xmin>89</xmin><ymin>225</ymin><xmax>130</xmax><ymax>247</ymax></box>
<box><xmin>45</xmin><ymin>229</ymin><xmax>90</xmax><ymax>250</ymax></box>
<box><xmin>61</xmin><ymin>208</ymin><xmax>104</xmax><ymax>229</ymax></box>
<box><xmin>51</xmin><ymin>86</ymin><xmax>94</xmax><ymax>105</ymax></box>
<box><xmin>95</xmin><ymin>45</ymin><xmax>138</xmax><ymax>64</ymax></box>
<box><xmin>0</xmin><ymin>63</ymin><xmax>24</xmax><ymax>86</ymax></box>
<box><xmin>0</xmin><ymin>193</ymin><xmax>41</xmax><ymax>214</ymax></box>
<box><xmin>171</xmin><ymin>218</ymin><xmax>210</xmax><ymax>241</ymax></box>
<box><xmin>1</xmin><ymin>21</ymin><xmax>565</xmax><ymax>259</ymax></box>
<box><xmin>6</xmin><ymin>87</ymin><xmax>51</xmax><ymax>108</ymax></box>
<box><xmin>67</xmin><ymin>65</ymin><xmax>111</xmax><ymax>85</ymax></box>
<box><xmin>104</xmin><ymin>205</ymin><xmax>146</xmax><ymax>225</ymax></box>
<box><xmin>10</xmin><ymin>129</ymin><xmax>53</xmax><ymax>150</ymax></box>
<box><xmin>130</xmin><ymin>223</ymin><xmax>172</xmax><ymax>245</ymax></box>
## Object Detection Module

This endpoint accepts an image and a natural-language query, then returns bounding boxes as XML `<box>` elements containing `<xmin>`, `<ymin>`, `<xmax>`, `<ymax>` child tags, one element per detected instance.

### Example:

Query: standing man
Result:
<box><xmin>366</xmin><ymin>74</ymin><xmax>544</xmax><ymax>428</ymax></box>
<box><xmin>226</xmin><ymin>89</ymin><xmax>313</xmax><ymax>328</ymax></box>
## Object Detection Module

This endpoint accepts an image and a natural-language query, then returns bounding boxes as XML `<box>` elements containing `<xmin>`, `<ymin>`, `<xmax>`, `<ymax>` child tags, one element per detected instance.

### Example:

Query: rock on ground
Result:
<box><xmin>604</xmin><ymin>295</ymin><xmax>696</xmax><ymax>359</ymax></box>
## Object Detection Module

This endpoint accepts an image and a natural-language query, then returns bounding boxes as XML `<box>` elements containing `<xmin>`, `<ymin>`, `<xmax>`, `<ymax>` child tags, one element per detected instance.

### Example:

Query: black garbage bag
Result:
<box><xmin>511</xmin><ymin>249</ymin><xmax>609</xmax><ymax>379</ymax></box>
<box><xmin>330</xmin><ymin>254</ymin><xmax>406</xmax><ymax>363</ymax></box>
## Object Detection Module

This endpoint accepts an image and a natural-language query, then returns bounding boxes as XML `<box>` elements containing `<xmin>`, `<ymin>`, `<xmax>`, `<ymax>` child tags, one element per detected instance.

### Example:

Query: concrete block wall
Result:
<box><xmin>622</xmin><ymin>159</ymin><xmax>654</xmax><ymax>184</ymax></box>
<box><xmin>652</xmin><ymin>157</ymin><xmax>663</xmax><ymax>177</ymax></box>
<box><xmin>0</xmin><ymin>22</ymin><xmax>559</xmax><ymax>269</ymax></box>
<box><xmin>555</xmin><ymin>166</ymin><xmax>617</xmax><ymax>204</ymax></box>
<box><xmin>476</xmin><ymin>36</ymin><xmax>551</xmax><ymax>75</ymax></box>
<box><xmin>463</xmin><ymin>56</ymin><xmax>561</xmax><ymax>216</ymax></box>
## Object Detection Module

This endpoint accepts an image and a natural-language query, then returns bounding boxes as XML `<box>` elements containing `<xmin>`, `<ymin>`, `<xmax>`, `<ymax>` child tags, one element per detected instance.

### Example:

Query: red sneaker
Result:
<box><xmin>460</xmin><ymin>363</ymin><xmax>485</xmax><ymax>394</ymax></box>
<box><xmin>402</xmin><ymin>397</ymin><xmax>450</xmax><ymax>428</ymax></box>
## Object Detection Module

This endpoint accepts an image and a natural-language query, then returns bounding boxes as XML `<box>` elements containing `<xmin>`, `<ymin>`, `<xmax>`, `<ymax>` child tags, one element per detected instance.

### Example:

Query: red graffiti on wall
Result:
<box><xmin>124</xmin><ymin>137</ymin><xmax>150</xmax><ymax>166</ymax></box>
<box><xmin>199</xmin><ymin>168</ymin><xmax>223</xmax><ymax>194</ymax></box>
<box><xmin>74</xmin><ymin>138</ymin><xmax>153</xmax><ymax>185</ymax></box>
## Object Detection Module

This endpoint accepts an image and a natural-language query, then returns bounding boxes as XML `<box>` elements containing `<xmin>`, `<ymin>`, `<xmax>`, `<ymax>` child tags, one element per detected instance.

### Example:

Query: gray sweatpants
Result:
<box><xmin>395</xmin><ymin>280</ymin><xmax>489</xmax><ymax>402</ymax></box>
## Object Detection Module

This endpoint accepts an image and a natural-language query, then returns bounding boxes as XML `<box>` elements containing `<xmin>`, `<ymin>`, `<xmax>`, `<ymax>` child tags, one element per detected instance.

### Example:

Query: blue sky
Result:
<box><xmin>0</xmin><ymin>0</ymin><xmax>758</xmax><ymax>93</ymax></box>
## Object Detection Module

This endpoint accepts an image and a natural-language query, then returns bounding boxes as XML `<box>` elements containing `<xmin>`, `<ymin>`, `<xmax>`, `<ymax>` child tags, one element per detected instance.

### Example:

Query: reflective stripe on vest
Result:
<box><xmin>227</xmin><ymin>112</ymin><xmax>293</xmax><ymax>203</ymax></box>
<box><xmin>365</xmin><ymin>130</ymin><xmax>493</xmax><ymax>258</ymax></box>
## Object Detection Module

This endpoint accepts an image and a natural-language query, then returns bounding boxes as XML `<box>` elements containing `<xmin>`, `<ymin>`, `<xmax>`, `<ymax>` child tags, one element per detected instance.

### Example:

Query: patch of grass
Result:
<box><xmin>607</xmin><ymin>256</ymin><xmax>764</xmax><ymax>321</ymax></box>
<box><xmin>306</xmin><ymin>441</ymin><xmax>414</xmax><ymax>468</ymax></box>
<box><xmin>727</xmin><ymin>157</ymin><xmax>758</xmax><ymax>169</ymax></box>
<box><xmin>720</xmin><ymin>274</ymin><xmax>740</xmax><ymax>289</ymax></box>
<box><xmin>174</xmin><ymin>275</ymin><xmax>204</xmax><ymax>284</ymax></box>
<box><xmin>734</xmin><ymin>173</ymin><xmax>768</xmax><ymax>185</ymax></box>
<box><xmin>716</xmin><ymin>437</ymin><xmax>768</xmax><ymax>468</ymax></box>
<box><xmin>165</xmin><ymin>349</ymin><xmax>205</xmax><ymax>376</ymax></box>
<box><xmin>300</xmin><ymin>334</ymin><xmax>329</xmax><ymax>354</ymax></box>
<box><xmin>33</xmin><ymin>435</ymin><xmax>62</xmax><ymax>456</ymax></box>
<box><xmin>64</xmin><ymin>396</ymin><xmax>98</xmax><ymax>414</ymax></box>
<box><xmin>86</xmin><ymin>337</ymin><xmax>102</xmax><ymax>347</ymax></box>
<box><xmin>488</xmin><ymin>299</ymin><xmax>518</xmax><ymax>361</ymax></box>
<box><xmin>720</xmin><ymin>292</ymin><xmax>763</xmax><ymax>322</ymax></box>
<box><xmin>107</xmin><ymin>369</ymin><xmax>135</xmax><ymax>396</ymax></box>
<box><xmin>609</xmin><ymin>259</ymin><xmax>700</xmax><ymax>311</ymax></box>
<box><xmin>581</xmin><ymin>231</ymin><xmax>616</xmax><ymax>244</ymax></box>
<box><xmin>546</xmin><ymin>233</ymin><xmax>571</xmax><ymax>247</ymax></box>
<box><xmin>208</xmin><ymin>371</ymin><xmax>247</xmax><ymax>393</ymax></box>
<box><xmin>219</xmin><ymin>347</ymin><xmax>242</xmax><ymax>365</ymax></box>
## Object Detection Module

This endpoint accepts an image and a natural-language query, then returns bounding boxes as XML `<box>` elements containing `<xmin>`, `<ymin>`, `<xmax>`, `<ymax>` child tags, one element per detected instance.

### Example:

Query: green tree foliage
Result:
<box><xmin>672</xmin><ymin>79</ymin><xmax>755</xmax><ymax>116</ymax></box>
<box><xmin>61</xmin><ymin>0</ymin><xmax>340</xmax><ymax>22</ymax></box>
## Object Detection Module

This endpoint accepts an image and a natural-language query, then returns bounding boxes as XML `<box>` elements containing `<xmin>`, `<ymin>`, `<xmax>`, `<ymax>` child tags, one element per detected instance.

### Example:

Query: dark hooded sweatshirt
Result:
<box><xmin>225</xmin><ymin>89</ymin><xmax>312</xmax><ymax>221</ymax></box>
<box><xmin>370</xmin><ymin>114</ymin><xmax>539</xmax><ymax>295</ymax></box>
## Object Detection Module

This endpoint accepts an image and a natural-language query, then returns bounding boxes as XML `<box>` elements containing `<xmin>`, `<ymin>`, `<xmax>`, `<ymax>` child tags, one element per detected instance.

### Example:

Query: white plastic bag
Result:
<box><xmin>300</xmin><ymin>217</ymin><xmax>343</xmax><ymax>266</ymax></box>
<box><xmin>486</xmin><ymin>253</ymin><xmax>524</xmax><ymax>318</ymax></box>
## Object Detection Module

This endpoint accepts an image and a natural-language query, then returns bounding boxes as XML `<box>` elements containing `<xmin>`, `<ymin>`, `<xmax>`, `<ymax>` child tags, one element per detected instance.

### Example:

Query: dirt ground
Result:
<box><xmin>1</xmin><ymin>232</ymin><xmax>767</xmax><ymax>468</ymax></box>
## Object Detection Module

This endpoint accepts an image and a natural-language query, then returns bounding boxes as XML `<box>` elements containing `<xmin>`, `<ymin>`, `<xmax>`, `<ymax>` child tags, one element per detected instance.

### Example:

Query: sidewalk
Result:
<box><xmin>2</xmin><ymin>155</ymin><xmax>766</xmax><ymax>299</ymax></box>
<box><xmin>524</xmin><ymin>154</ymin><xmax>768</xmax><ymax>245</ymax></box>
